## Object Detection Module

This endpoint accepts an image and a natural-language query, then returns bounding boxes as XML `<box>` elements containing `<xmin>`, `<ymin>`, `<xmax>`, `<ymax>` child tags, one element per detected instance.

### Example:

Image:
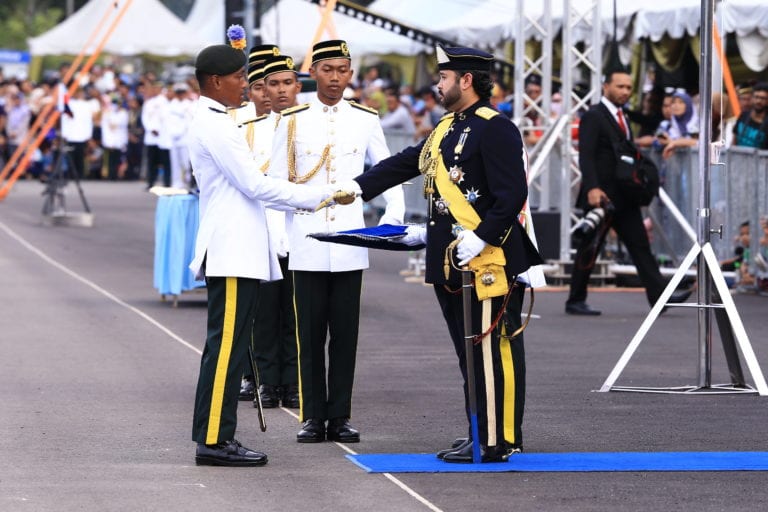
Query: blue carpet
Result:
<box><xmin>347</xmin><ymin>452</ymin><xmax>768</xmax><ymax>473</ymax></box>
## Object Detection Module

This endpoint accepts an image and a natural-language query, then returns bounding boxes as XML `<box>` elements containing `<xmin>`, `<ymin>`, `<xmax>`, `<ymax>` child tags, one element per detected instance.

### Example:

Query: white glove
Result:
<box><xmin>378</xmin><ymin>212</ymin><xmax>403</xmax><ymax>226</ymax></box>
<box><xmin>400</xmin><ymin>224</ymin><xmax>427</xmax><ymax>246</ymax></box>
<box><xmin>456</xmin><ymin>230</ymin><xmax>486</xmax><ymax>266</ymax></box>
<box><xmin>337</xmin><ymin>179</ymin><xmax>362</xmax><ymax>197</ymax></box>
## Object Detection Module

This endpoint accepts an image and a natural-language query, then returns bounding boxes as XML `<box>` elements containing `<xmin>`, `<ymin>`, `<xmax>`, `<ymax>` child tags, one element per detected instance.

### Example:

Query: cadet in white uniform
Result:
<box><xmin>229</xmin><ymin>44</ymin><xmax>284</xmax><ymax>404</ymax></box>
<box><xmin>189</xmin><ymin>42</ymin><xmax>331</xmax><ymax>468</ymax></box>
<box><xmin>269</xmin><ymin>40</ymin><xmax>405</xmax><ymax>444</ymax></box>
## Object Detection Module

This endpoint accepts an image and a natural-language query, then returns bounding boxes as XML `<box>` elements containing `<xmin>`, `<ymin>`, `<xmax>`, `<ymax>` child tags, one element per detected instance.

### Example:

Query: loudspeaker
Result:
<box><xmin>531</xmin><ymin>211</ymin><xmax>560</xmax><ymax>260</ymax></box>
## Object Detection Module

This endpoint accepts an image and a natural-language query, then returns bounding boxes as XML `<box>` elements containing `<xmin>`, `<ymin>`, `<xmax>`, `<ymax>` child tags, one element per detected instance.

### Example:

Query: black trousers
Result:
<box><xmin>67</xmin><ymin>141</ymin><xmax>86</xmax><ymax>179</ymax></box>
<box><xmin>146</xmin><ymin>145</ymin><xmax>170</xmax><ymax>187</ymax></box>
<box><xmin>568</xmin><ymin>205</ymin><xmax>666</xmax><ymax>305</ymax></box>
<box><xmin>192</xmin><ymin>276</ymin><xmax>260</xmax><ymax>444</ymax></box>
<box><xmin>293</xmin><ymin>270</ymin><xmax>363</xmax><ymax>422</ymax></box>
<box><xmin>246</xmin><ymin>256</ymin><xmax>297</xmax><ymax>387</ymax></box>
<box><xmin>434</xmin><ymin>283</ymin><xmax>526</xmax><ymax>448</ymax></box>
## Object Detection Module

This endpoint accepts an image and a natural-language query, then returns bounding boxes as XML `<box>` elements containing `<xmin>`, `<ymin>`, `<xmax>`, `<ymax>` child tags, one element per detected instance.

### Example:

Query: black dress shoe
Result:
<box><xmin>565</xmin><ymin>301</ymin><xmax>602</xmax><ymax>316</ymax></box>
<box><xmin>239</xmin><ymin>378</ymin><xmax>255</xmax><ymax>401</ymax></box>
<box><xmin>297</xmin><ymin>418</ymin><xmax>325</xmax><ymax>443</ymax></box>
<box><xmin>326</xmin><ymin>417</ymin><xmax>360</xmax><ymax>443</ymax></box>
<box><xmin>258</xmin><ymin>384</ymin><xmax>280</xmax><ymax>408</ymax></box>
<box><xmin>437</xmin><ymin>437</ymin><xmax>471</xmax><ymax>459</ymax></box>
<box><xmin>452</xmin><ymin>437</ymin><xmax>468</xmax><ymax>448</ymax></box>
<box><xmin>281</xmin><ymin>384</ymin><xmax>300</xmax><ymax>409</ymax></box>
<box><xmin>442</xmin><ymin>442</ymin><xmax>522</xmax><ymax>464</ymax></box>
<box><xmin>195</xmin><ymin>439</ymin><xmax>268</xmax><ymax>467</ymax></box>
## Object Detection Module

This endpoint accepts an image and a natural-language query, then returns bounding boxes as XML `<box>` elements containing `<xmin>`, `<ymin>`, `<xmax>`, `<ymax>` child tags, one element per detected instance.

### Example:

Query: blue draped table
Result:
<box><xmin>153</xmin><ymin>194</ymin><xmax>205</xmax><ymax>303</ymax></box>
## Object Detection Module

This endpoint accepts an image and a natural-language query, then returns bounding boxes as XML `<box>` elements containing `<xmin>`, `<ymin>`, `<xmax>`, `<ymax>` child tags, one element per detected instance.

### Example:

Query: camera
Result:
<box><xmin>573</xmin><ymin>200</ymin><xmax>614</xmax><ymax>242</ymax></box>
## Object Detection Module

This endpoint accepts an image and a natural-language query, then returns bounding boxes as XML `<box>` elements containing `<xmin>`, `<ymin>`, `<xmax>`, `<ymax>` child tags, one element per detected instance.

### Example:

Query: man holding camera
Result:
<box><xmin>566</xmin><ymin>69</ymin><xmax>689</xmax><ymax>316</ymax></box>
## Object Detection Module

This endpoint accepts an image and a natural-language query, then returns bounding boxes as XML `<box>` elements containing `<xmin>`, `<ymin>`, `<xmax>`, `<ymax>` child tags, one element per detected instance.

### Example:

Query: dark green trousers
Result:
<box><xmin>192</xmin><ymin>276</ymin><xmax>259</xmax><ymax>445</ymax></box>
<box><xmin>249</xmin><ymin>256</ymin><xmax>297</xmax><ymax>387</ymax></box>
<box><xmin>293</xmin><ymin>270</ymin><xmax>363</xmax><ymax>422</ymax></box>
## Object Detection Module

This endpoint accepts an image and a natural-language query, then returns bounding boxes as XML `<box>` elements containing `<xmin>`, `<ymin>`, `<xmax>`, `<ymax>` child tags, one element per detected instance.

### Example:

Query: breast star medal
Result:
<box><xmin>435</xmin><ymin>197</ymin><xmax>450</xmax><ymax>215</ymax></box>
<box><xmin>448</xmin><ymin>165</ymin><xmax>465</xmax><ymax>184</ymax></box>
<box><xmin>464</xmin><ymin>187</ymin><xmax>481</xmax><ymax>204</ymax></box>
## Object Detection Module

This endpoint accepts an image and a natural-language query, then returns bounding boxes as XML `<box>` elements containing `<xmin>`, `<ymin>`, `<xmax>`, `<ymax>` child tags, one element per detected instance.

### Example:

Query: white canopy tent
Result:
<box><xmin>258</xmin><ymin>0</ymin><xmax>430</xmax><ymax>59</ymax></box>
<box><xmin>178</xmin><ymin>0</ymin><xmax>768</xmax><ymax>71</ymax></box>
<box><xmin>28</xmin><ymin>0</ymin><xmax>214</xmax><ymax>57</ymax></box>
<box><xmin>186</xmin><ymin>0</ymin><xmax>226</xmax><ymax>46</ymax></box>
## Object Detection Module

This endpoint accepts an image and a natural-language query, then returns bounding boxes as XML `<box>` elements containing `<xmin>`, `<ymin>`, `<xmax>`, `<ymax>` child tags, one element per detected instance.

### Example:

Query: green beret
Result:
<box><xmin>312</xmin><ymin>39</ymin><xmax>351</xmax><ymax>64</ymax></box>
<box><xmin>195</xmin><ymin>44</ymin><xmax>246</xmax><ymax>75</ymax></box>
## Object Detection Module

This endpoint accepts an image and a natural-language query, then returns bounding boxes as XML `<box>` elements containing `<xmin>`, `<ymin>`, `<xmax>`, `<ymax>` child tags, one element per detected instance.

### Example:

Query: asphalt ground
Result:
<box><xmin>1</xmin><ymin>180</ymin><xmax>767</xmax><ymax>512</ymax></box>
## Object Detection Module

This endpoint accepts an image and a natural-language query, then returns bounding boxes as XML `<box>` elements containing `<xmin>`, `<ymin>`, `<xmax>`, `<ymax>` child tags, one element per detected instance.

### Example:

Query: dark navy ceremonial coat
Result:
<box><xmin>355</xmin><ymin>100</ymin><xmax>543</xmax><ymax>288</ymax></box>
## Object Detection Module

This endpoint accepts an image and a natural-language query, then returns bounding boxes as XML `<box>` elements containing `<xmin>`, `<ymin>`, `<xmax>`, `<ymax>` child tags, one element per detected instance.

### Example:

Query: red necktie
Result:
<box><xmin>617</xmin><ymin>109</ymin><xmax>627</xmax><ymax>137</ymax></box>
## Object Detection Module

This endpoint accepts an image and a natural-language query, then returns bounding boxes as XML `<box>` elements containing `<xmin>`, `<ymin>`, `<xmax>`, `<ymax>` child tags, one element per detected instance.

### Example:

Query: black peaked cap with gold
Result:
<box><xmin>262</xmin><ymin>54</ymin><xmax>297</xmax><ymax>80</ymax></box>
<box><xmin>249</xmin><ymin>44</ymin><xmax>280</xmax><ymax>66</ymax></box>
<box><xmin>311</xmin><ymin>39</ymin><xmax>351</xmax><ymax>64</ymax></box>
<box><xmin>247</xmin><ymin>44</ymin><xmax>279</xmax><ymax>85</ymax></box>
<box><xmin>435</xmin><ymin>45</ymin><xmax>493</xmax><ymax>72</ymax></box>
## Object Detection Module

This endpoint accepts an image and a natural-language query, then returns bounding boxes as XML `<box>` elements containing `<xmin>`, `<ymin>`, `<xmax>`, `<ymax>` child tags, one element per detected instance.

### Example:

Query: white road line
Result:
<box><xmin>280</xmin><ymin>407</ymin><xmax>443</xmax><ymax>511</ymax></box>
<box><xmin>1</xmin><ymin>220</ymin><xmax>444</xmax><ymax>512</ymax></box>
<box><xmin>0</xmin><ymin>221</ymin><xmax>201</xmax><ymax>355</ymax></box>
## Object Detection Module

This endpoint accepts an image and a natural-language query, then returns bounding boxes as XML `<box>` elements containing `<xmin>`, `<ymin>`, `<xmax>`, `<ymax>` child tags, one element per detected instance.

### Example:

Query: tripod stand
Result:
<box><xmin>41</xmin><ymin>140</ymin><xmax>92</xmax><ymax>222</ymax></box>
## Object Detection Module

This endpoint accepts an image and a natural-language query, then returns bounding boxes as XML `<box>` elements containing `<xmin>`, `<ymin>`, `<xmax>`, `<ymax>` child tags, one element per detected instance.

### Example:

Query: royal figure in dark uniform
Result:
<box><xmin>334</xmin><ymin>45</ymin><xmax>543</xmax><ymax>462</ymax></box>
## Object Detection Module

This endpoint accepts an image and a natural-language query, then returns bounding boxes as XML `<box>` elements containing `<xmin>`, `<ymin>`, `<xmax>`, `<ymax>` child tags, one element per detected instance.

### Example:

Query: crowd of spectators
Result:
<box><xmin>0</xmin><ymin>63</ymin><xmax>198</xmax><ymax>188</ymax></box>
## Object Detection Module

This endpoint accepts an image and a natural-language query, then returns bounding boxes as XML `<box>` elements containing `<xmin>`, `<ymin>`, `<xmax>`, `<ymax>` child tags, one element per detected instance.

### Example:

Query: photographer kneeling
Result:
<box><xmin>565</xmin><ymin>69</ymin><xmax>691</xmax><ymax>316</ymax></box>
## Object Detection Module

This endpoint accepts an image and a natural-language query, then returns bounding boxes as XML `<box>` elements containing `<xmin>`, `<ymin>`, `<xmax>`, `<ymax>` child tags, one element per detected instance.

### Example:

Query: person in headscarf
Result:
<box><xmin>662</xmin><ymin>89</ymin><xmax>698</xmax><ymax>158</ymax></box>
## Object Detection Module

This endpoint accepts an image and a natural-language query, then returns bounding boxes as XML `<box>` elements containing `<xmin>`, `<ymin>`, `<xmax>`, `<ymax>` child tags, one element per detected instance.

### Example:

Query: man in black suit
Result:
<box><xmin>566</xmin><ymin>69</ymin><xmax>688</xmax><ymax>316</ymax></box>
<box><xmin>328</xmin><ymin>45</ymin><xmax>543</xmax><ymax>462</ymax></box>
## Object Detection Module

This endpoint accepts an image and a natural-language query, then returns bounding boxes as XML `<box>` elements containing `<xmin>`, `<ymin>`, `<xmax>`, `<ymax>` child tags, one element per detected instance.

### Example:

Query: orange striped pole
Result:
<box><xmin>0</xmin><ymin>0</ymin><xmax>134</xmax><ymax>200</ymax></box>
<box><xmin>713</xmin><ymin>22</ymin><xmax>740</xmax><ymax>119</ymax></box>
<box><xmin>300</xmin><ymin>0</ymin><xmax>338</xmax><ymax>72</ymax></box>
<box><xmin>0</xmin><ymin>2</ymin><xmax>116</xmax><ymax>183</ymax></box>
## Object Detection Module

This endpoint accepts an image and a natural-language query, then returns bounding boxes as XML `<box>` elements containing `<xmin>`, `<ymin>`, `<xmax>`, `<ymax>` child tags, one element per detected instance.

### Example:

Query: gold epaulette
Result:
<box><xmin>475</xmin><ymin>106</ymin><xmax>499</xmax><ymax>120</ymax></box>
<box><xmin>281</xmin><ymin>103</ymin><xmax>310</xmax><ymax>116</ymax></box>
<box><xmin>347</xmin><ymin>100</ymin><xmax>379</xmax><ymax>115</ymax></box>
<box><xmin>240</xmin><ymin>113</ymin><xmax>269</xmax><ymax>126</ymax></box>
<box><xmin>438</xmin><ymin>112</ymin><xmax>455</xmax><ymax>123</ymax></box>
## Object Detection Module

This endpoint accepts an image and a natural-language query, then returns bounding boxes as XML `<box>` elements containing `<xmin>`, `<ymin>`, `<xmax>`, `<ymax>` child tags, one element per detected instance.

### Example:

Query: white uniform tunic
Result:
<box><xmin>187</xmin><ymin>96</ymin><xmax>325</xmax><ymax>281</ymax></box>
<box><xmin>231</xmin><ymin>105</ymin><xmax>289</xmax><ymax>259</ymax></box>
<box><xmin>270</xmin><ymin>96</ymin><xmax>405</xmax><ymax>272</ymax></box>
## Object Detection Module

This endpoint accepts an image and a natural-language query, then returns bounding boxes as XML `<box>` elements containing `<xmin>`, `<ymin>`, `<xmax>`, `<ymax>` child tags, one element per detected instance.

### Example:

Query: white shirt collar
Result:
<box><xmin>601</xmin><ymin>96</ymin><xmax>621</xmax><ymax>117</ymax></box>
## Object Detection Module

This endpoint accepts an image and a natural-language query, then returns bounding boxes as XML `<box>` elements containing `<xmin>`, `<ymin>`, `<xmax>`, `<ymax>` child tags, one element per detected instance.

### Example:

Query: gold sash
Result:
<box><xmin>427</xmin><ymin>117</ymin><xmax>508</xmax><ymax>300</ymax></box>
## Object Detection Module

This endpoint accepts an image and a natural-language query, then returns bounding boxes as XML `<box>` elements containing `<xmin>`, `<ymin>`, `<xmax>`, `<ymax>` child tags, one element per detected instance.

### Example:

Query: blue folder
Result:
<box><xmin>309</xmin><ymin>224</ymin><xmax>425</xmax><ymax>251</ymax></box>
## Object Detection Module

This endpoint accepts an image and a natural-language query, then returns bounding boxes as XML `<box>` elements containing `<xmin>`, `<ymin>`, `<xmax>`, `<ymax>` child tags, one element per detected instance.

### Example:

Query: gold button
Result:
<box><xmin>330</xmin><ymin>216</ymin><xmax>336</xmax><ymax>221</ymax></box>
<box><xmin>333</xmin><ymin>106</ymin><xmax>338</xmax><ymax>112</ymax></box>
<box><xmin>323</xmin><ymin>106</ymin><xmax>329</xmax><ymax>113</ymax></box>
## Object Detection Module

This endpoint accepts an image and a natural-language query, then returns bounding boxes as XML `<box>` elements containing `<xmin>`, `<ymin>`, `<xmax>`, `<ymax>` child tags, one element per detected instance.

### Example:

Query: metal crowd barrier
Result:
<box><xmin>643</xmin><ymin>146</ymin><xmax>767</xmax><ymax>270</ymax></box>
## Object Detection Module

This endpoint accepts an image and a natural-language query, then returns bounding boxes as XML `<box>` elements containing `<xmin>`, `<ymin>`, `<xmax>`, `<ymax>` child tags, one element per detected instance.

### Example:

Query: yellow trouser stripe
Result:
<box><xmin>499</xmin><ymin>324</ymin><xmax>516</xmax><ymax>444</ymax></box>
<box><xmin>292</xmin><ymin>273</ymin><xmax>304</xmax><ymax>422</ymax></box>
<box><xmin>206</xmin><ymin>277</ymin><xmax>238</xmax><ymax>444</ymax></box>
<box><xmin>481</xmin><ymin>300</ymin><xmax>497</xmax><ymax>447</ymax></box>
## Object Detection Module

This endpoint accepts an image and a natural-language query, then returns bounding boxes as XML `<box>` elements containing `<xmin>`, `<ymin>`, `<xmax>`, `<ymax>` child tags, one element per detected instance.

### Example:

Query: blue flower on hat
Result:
<box><xmin>227</xmin><ymin>24</ymin><xmax>247</xmax><ymax>50</ymax></box>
